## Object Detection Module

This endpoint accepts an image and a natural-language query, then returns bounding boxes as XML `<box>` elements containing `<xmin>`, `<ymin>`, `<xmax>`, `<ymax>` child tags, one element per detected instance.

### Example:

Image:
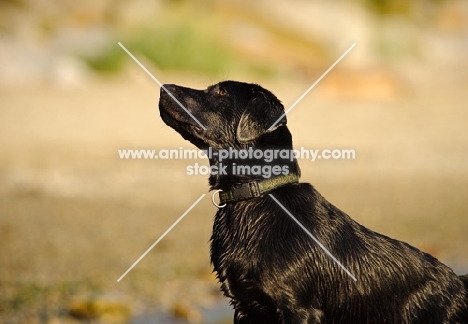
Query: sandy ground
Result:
<box><xmin>0</xmin><ymin>70</ymin><xmax>467</xmax><ymax>322</ymax></box>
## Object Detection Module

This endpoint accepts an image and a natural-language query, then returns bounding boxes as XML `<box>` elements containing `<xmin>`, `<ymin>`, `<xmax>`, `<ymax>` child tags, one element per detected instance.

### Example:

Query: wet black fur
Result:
<box><xmin>159</xmin><ymin>81</ymin><xmax>468</xmax><ymax>323</ymax></box>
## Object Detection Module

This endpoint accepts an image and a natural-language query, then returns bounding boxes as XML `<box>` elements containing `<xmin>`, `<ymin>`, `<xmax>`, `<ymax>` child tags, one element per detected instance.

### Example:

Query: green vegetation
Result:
<box><xmin>128</xmin><ymin>25</ymin><xmax>236</xmax><ymax>74</ymax></box>
<box><xmin>85</xmin><ymin>24</ymin><xmax>275</xmax><ymax>76</ymax></box>
<box><xmin>85</xmin><ymin>44</ymin><xmax>127</xmax><ymax>73</ymax></box>
<box><xmin>364</xmin><ymin>0</ymin><xmax>443</xmax><ymax>15</ymax></box>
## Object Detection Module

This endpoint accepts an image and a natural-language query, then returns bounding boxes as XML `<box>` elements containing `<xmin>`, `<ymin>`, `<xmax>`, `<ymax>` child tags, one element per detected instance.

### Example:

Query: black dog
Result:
<box><xmin>159</xmin><ymin>81</ymin><xmax>468</xmax><ymax>323</ymax></box>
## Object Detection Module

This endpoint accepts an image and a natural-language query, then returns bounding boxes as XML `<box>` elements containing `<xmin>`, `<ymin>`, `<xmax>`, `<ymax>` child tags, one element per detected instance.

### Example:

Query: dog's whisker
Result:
<box><xmin>268</xmin><ymin>193</ymin><xmax>357</xmax><ymax>282</ymax></box>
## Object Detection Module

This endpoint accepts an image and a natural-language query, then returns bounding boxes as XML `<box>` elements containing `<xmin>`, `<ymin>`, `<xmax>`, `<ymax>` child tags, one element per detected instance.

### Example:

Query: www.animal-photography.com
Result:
<box><xmin>1</xmin><ymin>0</ymin><xmax>467</xmax><ymax>323</ymax></box>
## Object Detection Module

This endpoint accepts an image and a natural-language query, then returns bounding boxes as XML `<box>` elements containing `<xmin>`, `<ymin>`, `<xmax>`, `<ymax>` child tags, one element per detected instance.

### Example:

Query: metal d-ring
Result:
<box><xmin>211</xmin><ymin>189</ymin><xmax>226</xmax><ymax>208</ymax></box>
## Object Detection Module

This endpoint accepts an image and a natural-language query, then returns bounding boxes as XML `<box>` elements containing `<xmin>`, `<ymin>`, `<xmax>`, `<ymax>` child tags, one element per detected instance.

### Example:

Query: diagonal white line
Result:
<box><xmin>268</xmin><ymin>43</ymin><xmax>356</xmax><ymax>130</ymax></box>
<box><xmin>117</xmin><ymin>42</ymin><xmax>207</xmax><ymax>130</ymax></box>
<box><xmin>117</xmin><ymin>193</ymin><xmax>206</xmax><ymax>282</ymax></box>
<box><xmin>268</xmin><ymin>194</ymin><xmax>357</xmax><ymax>281</ymax></box>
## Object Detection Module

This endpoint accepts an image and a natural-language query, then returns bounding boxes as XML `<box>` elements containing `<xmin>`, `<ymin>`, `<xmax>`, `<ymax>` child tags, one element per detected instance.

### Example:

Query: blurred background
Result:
<box><xmin>1</xmin><ymin>0</ymin><xmax>467</xmax><ymax>323</ymax></box>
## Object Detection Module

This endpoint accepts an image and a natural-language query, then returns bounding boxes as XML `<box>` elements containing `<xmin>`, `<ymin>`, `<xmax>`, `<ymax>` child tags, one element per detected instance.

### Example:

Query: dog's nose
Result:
<box><xmin>161</xmin><ymin>84</ymin><xmax>176</xmax><ymax>96</ymax></box>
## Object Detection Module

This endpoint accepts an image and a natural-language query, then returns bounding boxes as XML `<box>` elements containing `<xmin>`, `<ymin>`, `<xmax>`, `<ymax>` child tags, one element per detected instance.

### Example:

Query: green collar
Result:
<box><xmin>216</xmin><ymin>173</ymin><xmax>299</xmax><ymax>206</ymax></box>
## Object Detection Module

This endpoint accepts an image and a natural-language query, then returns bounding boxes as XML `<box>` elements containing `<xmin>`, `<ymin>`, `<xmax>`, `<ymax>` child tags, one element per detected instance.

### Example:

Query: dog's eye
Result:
<box><xmin>217</xmin><ymin>88</ymin><xmax>227</xmax><ymax>96</ymax></box>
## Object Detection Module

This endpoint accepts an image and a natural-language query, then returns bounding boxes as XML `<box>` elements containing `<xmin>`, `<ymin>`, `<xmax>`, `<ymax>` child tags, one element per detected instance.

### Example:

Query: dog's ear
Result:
<box><xmin>236</xmin><ymin>91</ymin><xmax>286</xmax><ymax>143</ymax></box>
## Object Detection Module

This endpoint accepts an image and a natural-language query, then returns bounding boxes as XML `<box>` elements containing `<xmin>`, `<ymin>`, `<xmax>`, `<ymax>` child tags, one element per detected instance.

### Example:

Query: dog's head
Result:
<box><xmin>159</xmin><ymin>81</ymin><xmax>299</xmax><ymax>188</ymax></box>
<box><xmin>159</xmin><ymin>81</ymin><xmax>287</xmax><ymax>150</ymax></box>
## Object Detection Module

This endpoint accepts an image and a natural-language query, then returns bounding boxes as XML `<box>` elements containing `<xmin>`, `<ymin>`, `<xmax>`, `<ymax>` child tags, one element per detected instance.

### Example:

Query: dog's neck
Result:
<box><xmin>208</xmin><ymin>126</ymin><xmax>301</xmax><ymax>191</ymax></box>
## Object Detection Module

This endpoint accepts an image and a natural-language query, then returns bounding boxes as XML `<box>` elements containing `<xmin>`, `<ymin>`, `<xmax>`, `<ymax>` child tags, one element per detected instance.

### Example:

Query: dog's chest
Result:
<box><xmin>211</xmin><ymin>209</ymin><xmax>262</xmax><ymax>271</ymax></box>
<box><xmin>210</xmin><ymin>207</ymin><xmax>280</xmax><ymax>300</ymax></box>
<box><xmin>211</xmin><ymin>234</ymin><xmax>274</xmax><ymax>313</ymax></box>
<box><xmin>211</xmin><ymin>207</ymin><xmax>268</xmax><ymax>264</ymax></box>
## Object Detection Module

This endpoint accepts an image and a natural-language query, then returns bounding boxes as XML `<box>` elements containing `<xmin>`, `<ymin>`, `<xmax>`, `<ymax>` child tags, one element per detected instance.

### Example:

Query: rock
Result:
<box><xmin>171</xmin><ymin>301</ymin><xmax>203</xmax><ymax>324</ymax></box>
<box><xmin>320</xmin><ymin>68</ymin><xmax>401</xmax><ymax>100</ymax></box>
<box><xmin>0</xmin><ymin>38</ymin><xmax>90</xmax><ymax>87</ymax></box>
<box><xmin>67</xmin><ymin>293</ymin><xmax>132</xmax><ymax>323</ymax></box>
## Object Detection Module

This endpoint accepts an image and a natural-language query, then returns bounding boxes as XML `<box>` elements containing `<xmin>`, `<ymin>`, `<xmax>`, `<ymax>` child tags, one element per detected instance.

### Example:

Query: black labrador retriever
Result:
<box><xmin>159</xmin><ymin>81</ymin><xmax>468</xmax><ymax>323</ymax></box>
